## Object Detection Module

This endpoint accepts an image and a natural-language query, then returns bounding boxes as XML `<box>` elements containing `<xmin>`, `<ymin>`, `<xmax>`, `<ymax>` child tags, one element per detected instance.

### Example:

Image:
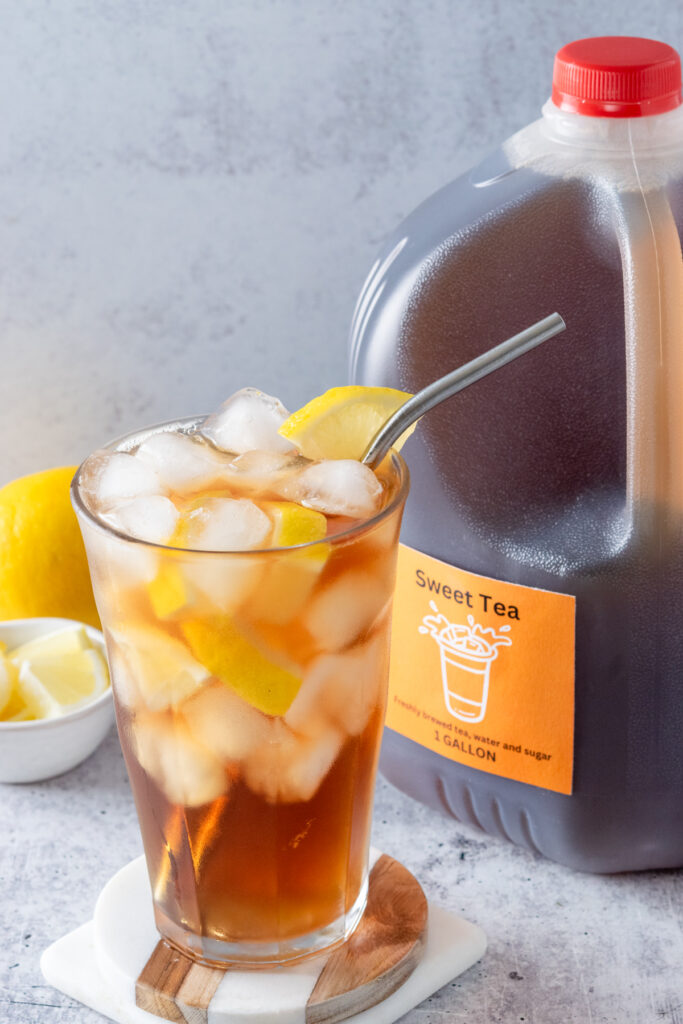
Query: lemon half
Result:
<box><xmin>0</xmin><ymin>467</ymin><xmax>100</xmax><ymax>628</ymax></box>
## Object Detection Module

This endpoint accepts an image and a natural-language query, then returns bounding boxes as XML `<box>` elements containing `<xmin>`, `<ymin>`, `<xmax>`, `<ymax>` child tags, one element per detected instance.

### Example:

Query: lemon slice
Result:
<box><xmin>146</xmin><ymin>503</ymin><xmax>211</xmax><ymax>619</ymax></box>
<box><xmin>7</xmin><ymin>707</ymin><xmax>35</xmax><ymax>722</ymax></box>
<box><xmin>264</xmin><ymin>502</ymin><xmax>327</xmax><ymax>547</ymax></box>
<box><xmin>9</xmin><ymin>624</ymin><xmax>90</xmax><ymax>664</ymax></box>
<box><xmin>0</xmin><ymin>655</ymin><xmax>34</xmax><ymax>721</ymax></box>
<box><xmin>3</xmin><ymin>626</ymin><xmax>110</xmax><ymax>719</ymax></box>
<box><xmin>13</xmin><ymin>647</ymin><xmax>109</xmax><ymax>711</ymax></box>
<box><xmin>15</xmin><ymin>663</ymin><xmax>63</xmax><ymax>718</ymax></box>
<box><xmin>242</xmin><ymin>503</ymin><xmax>329</xmax><ymax>627</ymax></box>
<box><xmin>111</xmin><ymin>624</ymin><xmax>209</xmax><ymax>711</ymax></box>
<box><xmin>148</xmin><ymin>563</ymin><xmax>193</xmax><ymax>620</ymax></box>
<box><xmin>169</xmin><ymin>496</ymin><xmax>204</xmax><ymax>547</ymax></box>
<box><xmin>0</xmin><ymin>652</ymin><xmax>17</xmax><ymax>716</ymax></box>
<box><xmin>181</xmin><ymin>616</ymin><xmax>301</xmax><ymax>716</ymax></box>
<box><xmin>278</xmin><ymin>385</ymin><xmax>414</xmax><ymax>461</ymax></box>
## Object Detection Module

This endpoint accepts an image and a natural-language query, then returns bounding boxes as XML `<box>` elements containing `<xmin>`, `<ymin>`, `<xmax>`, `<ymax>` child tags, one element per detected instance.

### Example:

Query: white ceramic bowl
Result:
<box><xmin>0</xmin><ymin>617</ymin><xmax>115</xmax><ymax>783</ymax></box>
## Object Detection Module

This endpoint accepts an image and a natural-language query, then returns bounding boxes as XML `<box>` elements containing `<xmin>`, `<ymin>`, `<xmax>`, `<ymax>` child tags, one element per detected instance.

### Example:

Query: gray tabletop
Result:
<box><xmin>2</xmin><ymin>725</ymin><xmax>681</xmax><ymax>1024</ymax></box>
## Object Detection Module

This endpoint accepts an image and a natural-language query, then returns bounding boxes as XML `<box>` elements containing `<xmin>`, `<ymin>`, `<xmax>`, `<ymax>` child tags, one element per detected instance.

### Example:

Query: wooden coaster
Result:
<box><xmin>135</xmin><ymin>853</ymin><xmax>428</xmax><ymax>1024</ymax></box>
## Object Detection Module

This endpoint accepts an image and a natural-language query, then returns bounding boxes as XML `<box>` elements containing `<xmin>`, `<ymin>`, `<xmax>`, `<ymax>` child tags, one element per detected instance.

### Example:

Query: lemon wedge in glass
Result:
<box><xmin>264</xmin><ymin>502</ymin><xmax>327</xmax><ymax>547</ymax></box>
<box><xmin>181</xmin><ymin>616</ymin><xmax>301</xmax><ymax>717</ymax></box>
<box><xmin>278</xmin><ymin>386</ymin><xmax>414</xmax><ymax>461</ymax></box>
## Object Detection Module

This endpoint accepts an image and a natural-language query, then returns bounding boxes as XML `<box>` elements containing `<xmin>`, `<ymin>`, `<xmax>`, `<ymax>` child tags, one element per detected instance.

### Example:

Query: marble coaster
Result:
<box><xmin>41</xmin><ymin>850</ymin><xmax>486</xmax><ymax>1024</ymax></box>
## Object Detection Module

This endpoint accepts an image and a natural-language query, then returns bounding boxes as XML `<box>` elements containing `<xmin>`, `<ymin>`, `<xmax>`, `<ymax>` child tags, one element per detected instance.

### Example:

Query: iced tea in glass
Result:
<box><xmin>72</xmin><ymin>397</ymin><xmax>408</xmax><ymax>965</ymax></box>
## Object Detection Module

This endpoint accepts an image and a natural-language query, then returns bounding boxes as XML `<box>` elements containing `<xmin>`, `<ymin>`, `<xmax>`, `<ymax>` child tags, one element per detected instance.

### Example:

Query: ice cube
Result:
<box><xmin>285</xmin><ymin>631</ymin><xmax>388</xmax><ymax>737</ymax></box>
<box><xmin>105</xmin><ymin>632</ymin><xmax>141</xmax><ymax>710</ymax></box>
<box><xmin>282</xmin><ymin>460</ymin><xmax>382</xmax><ymax>518</ymax></box>
<box><xmin>182</xmin><ymin>555</ymin><xmax>264</xmax><ymax>615</ymax></box>
<box><xmin>181</xmin><ymin>497</ymin><xmax>271</xmax><ymax>551</ymax></box>
<box><xmin>95</xmin><ymin>532</ymin><xmax>160</xmax><ymax>587</ymax></box>
<box><xmin>101</xmin><ymin>495</ymin><xmax>179</xmax><ymax>545</ymax></box>
<box><xmin>79</xmin><ymin>450</ymin><xmax>162</xmax><ymax>511</ymax></box>
<box><xmin>135</xmin><ymin>431</ymin><xmax>230</xmax><ymax>492</ymax></box>
<box><xmin>304</xmin><ymin>569</ymin><xmax>389</xmax><ymax>651</ymax></box>
<box><xmin>176</xmin><ymin>498</ymin><xmax>271</xmax><ymax>611</ymax></box>
<box><xmin>133</xmin><ymin>713</ymin><xmax>227</xmax><ymax>807</ymax></box>
<box><xmin>110</xmin><ymin>624</ymin><xmax>210</xmax><ymax>711</ymax></box>
<box><xmin>244</xmin><ymin>720</ymin><xmax>343</xmax><ymax>803</ymax></box>
<box><xmin>225</xmin><ymin>449</ymin><xmax>303</xmax><ymax>499</ymax></box>
<box><xmin>201</xmin><ymin>388</ymin><xmax>296</xmax><ymax>455</ymax></box>
<box><xmin>245</xmin><ymin>544</ymin><xmax>328</xmax><ymax>626</ymax></box>
<box><xmin>183</xmin><ymin>682</ymin><xmax>275</xmax><ymax>761</ymax></box>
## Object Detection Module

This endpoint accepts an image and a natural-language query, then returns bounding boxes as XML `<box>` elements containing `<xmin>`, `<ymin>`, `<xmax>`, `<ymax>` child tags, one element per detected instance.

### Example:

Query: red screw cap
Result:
<box><xmin>552</xmin><ymin>36</ymin><xmax>682</xmax><ymax>118</ymax></box>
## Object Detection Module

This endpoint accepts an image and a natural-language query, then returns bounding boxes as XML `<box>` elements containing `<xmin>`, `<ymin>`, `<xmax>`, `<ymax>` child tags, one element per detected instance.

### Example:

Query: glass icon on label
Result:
<box><xmin>419</xmin><ymin>602</ymin><xmax>512</xmax><ymax>724</ymax></box>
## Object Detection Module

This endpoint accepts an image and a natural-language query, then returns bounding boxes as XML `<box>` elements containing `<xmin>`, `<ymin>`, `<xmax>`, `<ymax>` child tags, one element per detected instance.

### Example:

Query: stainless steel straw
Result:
<box><xmin>361</xmin><ymin>312</ymin><xmax>566</xmax><ymax>467</ymax></box>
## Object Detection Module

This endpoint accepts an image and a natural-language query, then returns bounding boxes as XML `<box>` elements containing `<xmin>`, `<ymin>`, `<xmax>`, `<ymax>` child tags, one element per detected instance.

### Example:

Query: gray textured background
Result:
<box><xmin>1</xmin><ymin>0</ymin><xmax>682</xmax><ymax>483</ymax></box>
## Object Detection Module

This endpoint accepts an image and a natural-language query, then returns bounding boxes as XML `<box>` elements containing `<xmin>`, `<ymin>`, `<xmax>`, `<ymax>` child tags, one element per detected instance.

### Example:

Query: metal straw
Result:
<box><xmin>361</xmin><ymin>312</ymin><xmax>567</xmax><ymax>467</ymax></box>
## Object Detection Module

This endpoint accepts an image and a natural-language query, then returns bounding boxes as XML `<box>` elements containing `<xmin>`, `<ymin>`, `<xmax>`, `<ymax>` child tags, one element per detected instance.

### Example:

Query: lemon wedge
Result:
<box><xmin>146</xmin><ymin>498</ymin><xmax>213</xmax><ymax>619</ymax></box>
<box><xmin>147</xmin><ymin>503</ymin><xmax>327</xmax><ymax>622</ymax></box>
<box><xmin>15</xmin><ymin>648</ymin><xmax>109</xmax><ymax>709</ymax></box>
<box><xmin>110</xmin><ymin>624</ymin><xmax>209</xmax><ymax>711</ymax></box>
<box><xmin>278</xmin><ymin>385</ymin><xmax>414</xmax><ymax>461</ymax></box>
<box><xmin>181</xmin><ymin>616</ymin><xmax>301</xmax><ymax>716</ymax></box>
<box><xmin>14</xmin><ymin>664</ymin><xmax>63</xmax><ymax>719</ymax></box>
<box><xmin>242</xmin><ymin>502</ymin><xmax>329</xmax><ymax>627</ymax></box>
<box><xmin>0</xmin><ymin>652</ymin><xmax>17</xmax><ymax>716</ymax></box>
<box><xmin>264</xmin><ymin>502</ymin><xmax>327</xmax><ymax>547</ymax></box>
<box><xmin>0</xmin><ymin>654</ymin><xmax>34</xmax><ymax>721</ymax></box>
<box><xmin>1</xmin><ymin>625</ymin><xmax>110</xmax><ymax>720</ymax></box>
<box><xmin>9</xmin><ymin>624</ymin><xmax>90</xmax><ymax>664</ymax></box>
<box><xmin>148</xmin><ymin>563</ymin><xmax>193</xmax><ymax>620</ymax></box>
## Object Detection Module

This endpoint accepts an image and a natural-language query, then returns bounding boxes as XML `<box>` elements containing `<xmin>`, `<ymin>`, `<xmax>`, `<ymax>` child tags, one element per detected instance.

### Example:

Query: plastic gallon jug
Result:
<box><xmin>350</xmin><ymin>37</ymin><xmax>683</xmax><ymax>872</ymax></box>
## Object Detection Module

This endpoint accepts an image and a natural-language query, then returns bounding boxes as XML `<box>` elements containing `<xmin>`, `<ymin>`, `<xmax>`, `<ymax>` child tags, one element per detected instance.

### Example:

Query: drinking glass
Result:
<box><xmin>72</xmin><ymin>418</ymin><xmax>408</xmax><ymax>966</ymax></box>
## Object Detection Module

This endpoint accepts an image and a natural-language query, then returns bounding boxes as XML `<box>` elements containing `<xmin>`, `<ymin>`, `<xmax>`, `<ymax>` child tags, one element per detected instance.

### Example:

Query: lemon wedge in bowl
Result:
<box><xmin>5</xmin><ymin>624</ymin><xmax>109</xmax><ymax>718</ymax></box>
<box><xmin>278</xmin><ymin>386</ymin><xmax>414</xmax><ymax>461</ymax></box>
<box><xmin>0</xmin><ymin>618</ymin><xmax>115</xmax><ymax>783</ymax></box>
<box><xmin>14</xmin><ymin>648</ymin><xmax>109</xmax><ymax>716</ymax></box>
<box><xmin>0</xmin><ymin>650</ymin><xmax>18</xmax><ymax>717</ymax></box>
<box><xmin>8</xmin><ymin>623</ymin><xmax>90</xmax><ymax>664</ymax></box>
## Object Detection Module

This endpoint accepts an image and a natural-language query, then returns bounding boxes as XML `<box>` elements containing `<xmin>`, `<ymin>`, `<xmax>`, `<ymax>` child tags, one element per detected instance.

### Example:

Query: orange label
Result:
<box><xmin>386</xmin><ymin>544</ymin><xmax>576</xmax><ymax>794</ymax></box>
